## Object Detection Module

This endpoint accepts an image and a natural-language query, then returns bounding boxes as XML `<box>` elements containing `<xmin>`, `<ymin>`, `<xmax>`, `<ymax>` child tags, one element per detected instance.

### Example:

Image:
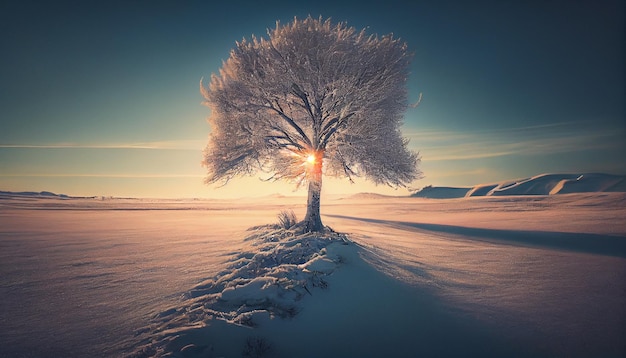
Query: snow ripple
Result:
<box><xmin>129</xmin><ymin>225</ymin><xmax>350</xmax><ymax>357</ymax></box>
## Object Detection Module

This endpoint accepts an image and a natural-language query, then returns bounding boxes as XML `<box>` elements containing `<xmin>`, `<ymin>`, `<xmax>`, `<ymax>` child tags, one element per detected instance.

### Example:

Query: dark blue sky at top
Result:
<box><xmin>0</xmin><ymin>0</ymin><xmax>624</xmax><ymax>196</ymax></box>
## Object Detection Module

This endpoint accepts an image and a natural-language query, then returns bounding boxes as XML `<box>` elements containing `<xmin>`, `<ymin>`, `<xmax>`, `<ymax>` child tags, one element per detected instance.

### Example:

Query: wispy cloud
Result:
<box><xmin>0</xmin><ymin>139</ymin><xmax>206</xmax><ymax>150</ymax></box>
<box><xmin>406</xmin><ymin>120</ymin><xmax>623</xmax><ymax>161</ymax></box>
<box><xmin>0</xmin><ymin>173</ymin><xmax>204</xmax><ymax>178</ymax></box>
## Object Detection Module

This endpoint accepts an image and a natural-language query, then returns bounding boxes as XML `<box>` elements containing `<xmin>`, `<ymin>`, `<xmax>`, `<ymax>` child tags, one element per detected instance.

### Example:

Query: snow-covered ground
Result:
<box><xmin>1</xmin><ymin>192</ymin><xmax>625</xmax><ymax>357</ymax></box>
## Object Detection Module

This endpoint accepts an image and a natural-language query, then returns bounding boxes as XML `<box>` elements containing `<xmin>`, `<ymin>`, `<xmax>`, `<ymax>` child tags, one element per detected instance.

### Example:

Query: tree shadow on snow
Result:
<box><xmin>324</xmin><ymin>214</ymin><xmax>626</xmax><ymax>258</ymax></box>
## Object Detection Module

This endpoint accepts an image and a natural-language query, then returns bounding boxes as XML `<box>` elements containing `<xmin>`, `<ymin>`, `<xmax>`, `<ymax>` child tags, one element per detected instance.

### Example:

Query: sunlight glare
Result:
<box><xmin>306</xmin><ymin>154</ymin><xmax>316</xmax><ymax>164</ymax></box>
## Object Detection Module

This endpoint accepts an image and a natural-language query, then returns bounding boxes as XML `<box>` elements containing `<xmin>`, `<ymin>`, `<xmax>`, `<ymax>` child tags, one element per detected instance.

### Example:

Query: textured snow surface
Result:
<box><xmin>130</xmin><ymin>227</ymin><xmax>352</xmax><ymax>357</ymax></box>
<box><xmin>1</xmin><ymin>192</ymin><xmax>625</xmax><ymax>357</ymax></box>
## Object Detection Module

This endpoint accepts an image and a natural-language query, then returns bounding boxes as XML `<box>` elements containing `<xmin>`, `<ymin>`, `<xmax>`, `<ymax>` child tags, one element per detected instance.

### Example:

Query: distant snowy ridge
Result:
<box><xmin>0</xmin><ymin>190</ymin><xmax>102</xmax><ymax>200</ymax></box>
<box><xmin>412</xmin><ymin>173</ymin><xmax>626</xmax><ymax>198</ymax></box>
<box><xmin>0</xmin><ymin>190</ymin><xmax>70</xmax><ymax>199</ymax></box>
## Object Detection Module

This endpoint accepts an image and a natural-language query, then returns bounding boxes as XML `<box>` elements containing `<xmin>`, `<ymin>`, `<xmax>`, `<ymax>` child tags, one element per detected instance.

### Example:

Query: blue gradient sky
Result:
<box><xmin>1</xmin><ymin>0</ymin><xmax>624</xmax><ymax>198</ymax></box>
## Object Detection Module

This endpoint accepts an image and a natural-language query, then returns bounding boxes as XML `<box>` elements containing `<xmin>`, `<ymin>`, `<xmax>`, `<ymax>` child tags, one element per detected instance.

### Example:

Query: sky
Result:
<box><xmin>0</xmin><ymin>0</ymin><xmax>624</xmax><ymax>198</ymax></box>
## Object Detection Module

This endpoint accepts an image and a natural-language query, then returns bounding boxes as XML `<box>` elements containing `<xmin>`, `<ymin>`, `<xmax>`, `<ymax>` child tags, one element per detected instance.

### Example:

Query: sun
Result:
<box><xmin>306</xmin><ymin>154</ymin><xmax>316</xmax><ymax>164</ymax></box>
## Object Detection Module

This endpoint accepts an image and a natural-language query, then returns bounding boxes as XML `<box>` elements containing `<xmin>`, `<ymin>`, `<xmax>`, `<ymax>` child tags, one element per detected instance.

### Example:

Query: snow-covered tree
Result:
<box><xmin>201</xmin><ymin>16</ymin><xmax>421</xmax><ymax>232</ymax></box>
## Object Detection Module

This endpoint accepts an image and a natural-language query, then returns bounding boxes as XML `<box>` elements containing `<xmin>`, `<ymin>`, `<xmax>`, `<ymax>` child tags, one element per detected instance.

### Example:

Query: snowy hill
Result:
<box><xmin>412</xmin><ymin>173</ymin><xmax>626</xmax><ymax>198</ymax></box>
<box><xmin>409</xmin><ymin>186</ymin><xmax>471</xmax><ymax>199</ymax></box>
<box><xmin>0</xmin><ymin>190</ymin><xmax>71</xmax><ymax>199</ymax></box>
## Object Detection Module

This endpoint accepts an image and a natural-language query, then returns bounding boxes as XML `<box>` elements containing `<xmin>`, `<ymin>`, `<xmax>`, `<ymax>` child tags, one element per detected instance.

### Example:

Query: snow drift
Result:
<box><xmin>413</xmin><ymin>173</ymin><xmax>626</xmax><ymax>198</ymax></box>
<box><xmin>130</xmin><ymin>225</ymin><xmax>351</xmax><ymax>357</ymax></box>
<box><xmin>128</xmin><ymin>223</ymin><xmax>529</xmax><ymax>358</ymax></box>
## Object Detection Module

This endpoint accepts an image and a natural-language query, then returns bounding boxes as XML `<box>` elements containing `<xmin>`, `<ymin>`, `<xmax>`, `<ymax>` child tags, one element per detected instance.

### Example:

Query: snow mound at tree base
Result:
<box><xmin>128</xmin><ymin>225</ymin><xmax>351</xmax><ymax>358</ymax></box>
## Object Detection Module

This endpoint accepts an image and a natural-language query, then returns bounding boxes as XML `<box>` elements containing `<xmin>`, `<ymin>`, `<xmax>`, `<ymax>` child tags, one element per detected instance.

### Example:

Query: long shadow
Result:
<box><xmin>324</xmin><ymin>214</ymin><xmax>626</xmax><ymax>258</ymax></box>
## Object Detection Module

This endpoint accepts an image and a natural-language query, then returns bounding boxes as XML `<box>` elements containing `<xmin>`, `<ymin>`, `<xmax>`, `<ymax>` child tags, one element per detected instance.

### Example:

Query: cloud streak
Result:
<box><xmin>0</xmin><ymin>173</ymin><xmax>204</xmax><ymax>178</ymax></box>
<box><xmin>406</xmin><ymin>121</ymin><xmax>623</xmax><ymax>161</ymax></box>
<box><xmin>0</xmin><ymin>139</ymin><xmax>205</xmax><ymax>150</ymax></box>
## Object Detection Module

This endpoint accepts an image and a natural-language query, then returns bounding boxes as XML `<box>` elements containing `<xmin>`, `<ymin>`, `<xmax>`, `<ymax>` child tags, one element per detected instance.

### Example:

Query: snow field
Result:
<box><xmin>1</xmin><ymin>192</ymin><xmax>624</xmax><ymax>357</ymax></box>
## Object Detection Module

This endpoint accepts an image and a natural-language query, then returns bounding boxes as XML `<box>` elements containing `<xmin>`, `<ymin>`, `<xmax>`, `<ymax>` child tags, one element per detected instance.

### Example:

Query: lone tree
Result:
<box><xmin>201</xmin><ymin>16</ymin><xmax>421</xmax><ymax>232</ymax></box>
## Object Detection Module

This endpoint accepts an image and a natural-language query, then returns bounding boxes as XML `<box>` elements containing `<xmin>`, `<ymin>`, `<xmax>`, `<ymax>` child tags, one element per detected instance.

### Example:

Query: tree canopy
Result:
<box><xmin>201</xmin><ymin>16</ymin><xmax>421</xmax><ymax>231</ymax></box>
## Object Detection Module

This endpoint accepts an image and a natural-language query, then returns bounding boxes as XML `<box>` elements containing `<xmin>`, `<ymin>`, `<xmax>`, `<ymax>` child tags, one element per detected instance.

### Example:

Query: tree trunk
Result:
<box><xmin>301</xmin><ymin>158</ymin><xmax>323</xmax><ymax>232</ymax></box>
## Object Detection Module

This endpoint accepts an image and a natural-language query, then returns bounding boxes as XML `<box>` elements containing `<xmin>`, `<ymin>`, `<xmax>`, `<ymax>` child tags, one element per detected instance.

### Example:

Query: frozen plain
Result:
<box><xmin>0</xmin><ymin>192</ymin><xmax>625</xmax><ymax>357</ymax></box>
